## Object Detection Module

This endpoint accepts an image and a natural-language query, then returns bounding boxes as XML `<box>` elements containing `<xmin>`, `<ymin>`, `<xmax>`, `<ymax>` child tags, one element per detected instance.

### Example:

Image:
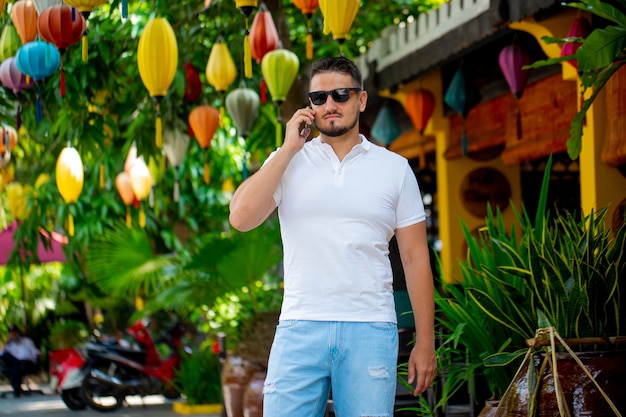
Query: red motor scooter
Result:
<box><xmin>49</xmin><ymin>347</ymin><xmax>88</xmax><ymax>410</ymax></box>
<box><xmin>78</xmin><ymin>319</ymin><xmax>186</xmax><ymax>412</ymax></box>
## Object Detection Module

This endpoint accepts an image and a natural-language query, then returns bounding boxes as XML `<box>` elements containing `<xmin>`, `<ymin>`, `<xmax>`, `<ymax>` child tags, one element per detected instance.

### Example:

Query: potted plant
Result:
<box><xmin>172</xmin><ymin>345</ymin><xmax>223</xmax><ymax>415</ymax></box>
<box><xmin>422</xmin><ymin>156</ymin><xmax>626</xmax><ymax>417</ymax></box>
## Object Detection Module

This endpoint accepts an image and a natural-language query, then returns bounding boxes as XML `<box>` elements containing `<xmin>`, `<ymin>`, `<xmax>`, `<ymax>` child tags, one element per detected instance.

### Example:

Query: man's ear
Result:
<box><xmin>359</xmin><ymin>90</ymin><xmax>368</xmax><ymax>112</ymax></box>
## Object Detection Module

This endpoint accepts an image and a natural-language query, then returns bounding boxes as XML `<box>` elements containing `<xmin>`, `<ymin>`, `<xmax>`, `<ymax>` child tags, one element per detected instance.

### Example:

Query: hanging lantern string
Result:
<box><xmin>155</xmin><ymin>98</ymin><xmax>163</xmax><ymax>148</ymax></box>
<box><xmin>275</xmin><ymin>102</ymin><xmax>282</xmax><ymax>148</ymax></box>
<box><xmin>36</xmin><ymin>84</ymin><xmax>42</xmax><ymax>121</ymax></box>
<box><xmin>306</xmin><ymin>15</ymin><xmax>313</xmax><ymax>60</ymax></box>
<box><xmin>122</xmin><ymin>0</ymin><xmax>128</xmax><ymax>18</ymax></box>
<box><xmin>244</xmin><ymin>16</ymin><xmax>252</xmax><ymax>78</ymax></box>
<box><xmin>81</xmin><ymin>17</ymin><xmax>90</xmax><ymax>62</ymax></box>
<box><xmin>125</xmin><ymin>205</ymin><xmax>132</xmax><ymax>228</ymax></box>
<box><xmin>203</xmin><ymin>150</ymin><xmax>210</xmax><ymax>184</ymax></box>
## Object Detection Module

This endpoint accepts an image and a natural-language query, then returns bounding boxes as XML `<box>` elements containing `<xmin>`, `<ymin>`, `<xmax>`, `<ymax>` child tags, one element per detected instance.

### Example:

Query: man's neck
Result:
<box><xmin>320</xmin><ymin>132</ymin><xmax>361</xmax><ymax>162</ymax></box>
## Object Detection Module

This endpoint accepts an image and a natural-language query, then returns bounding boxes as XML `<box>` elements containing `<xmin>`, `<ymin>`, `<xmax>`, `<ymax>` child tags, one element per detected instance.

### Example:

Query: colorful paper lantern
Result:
<box><xmin>0</xmin><ymin>24</ymin><xmax>22</xmax><ymax>63</ymax></box>
<box><xmin>15</xmin><ymin>40</ymin><xmax>61</xmax><ymax>121</ymax></box>
<box><xmin>6</xmin><ymin>182</ymin><xmax>32</xmax><ymax>220</ymax></box>
<box><xmin>162</xmin><ymin>129</ymin><xmax>190</xmax><ymax>202</ymax></box>
<box><xmin>206</xmin><ymin>37</ymin><xmax>237</xmax><ymax>94</ymax></box>
<box><xmin>405</xmin><ymin>89</ymin><xmax>435</xmax><ymax>133</ymax></box>
<box><xmin>225</xmin><ymin>87</ymin><xmax>260</xmax><ymax>178</ymax></box>
<box><xmin>11</xmin><ymin>0</ymin><xmax>38</xmax><ymax>45</ymax></box>
<box><xmin>128</xmin><ymin>157</ymin><xmax>151</xmax><ymax>228</ymax></box>
<box><xmin>189</xmin><ymin>104</ymin><xmax>219</xmax><ymax>184</ymax></box>
<box><xmin>183</xmin><ymin>62</ymin><xmax>202</xmax><ymax>103</ymax></box>
<box><xmin>319</xmin><ymin>0</ymin><xmax>359</xmax><ymax>54</ymax></box>
<box><xmin>371</xmin><ymin>105</ymin><xmax>400</xmax><ymax>147</ymax></box>
<box><xmin>32</xmin><ymin>0</ymin><xmax>62</xmax><ymax>14</ymax></box>
<box><xmin>261</xmin><ymin>48</ymin><xmax>299</xmax><ymax>147</ymax></box>
<box><xmin>0</xmin><ymin>124</ymin><xmax>18</xmax><ymax>164</ymax></box>
<box><xmin>249</xmin><ymin>5</ymin><xmax>279</xmax><ymax>64</ymax></box>
<box><xmin>499</xmin><ymin>40</ymin><xmax>530</xmax><ymax>139</ymax></box>
<box><xmin>444</xmin><ymin>67</ymin><xmax>481</xmax><ymax>156</ymax></box>
<box><xmin>62</xmin><ymin>0</ymin><xmax>107</xmax><ymax>61</ymax></box>
<box><xmin>292</xmin><ymin>0</ymin><xmax>319</xmax><ymax>59</ymax></box>
<box><xmin>38</xmin><ymin>4</ymin><xmax>85</xmax><ymax>97</ymax></box>
<box><xmin>560</xmin><ymin>17</ymin><xmax>591</xmax><ymax>70</ymax></box>
<box><xmin>0</xmin><ymin>57</ymin><xmax>33</xmax><ymax>128</ymax></box>
<box><xmin>56</xmin><ymin>146</ymin><xmax>84</xmax><ymax>236</ymax></box>
<box><xmin>137</xmin><ymin>17</ymin><xmax>178</xmax><ymax>148</ymax></box>
<box><xmin>249</xmin><ymin>5</ymin><xmax>278</xmax><ymax>103</ymax></box>
<box><xmin>234</xmin><ymin>0</ymin><xmax>257</xmax><ymax>78</ymax></box>
<box><xmin>115</xmin><ymin>171</ymin><xmax>134</xmax><ymax>227</ymax></box>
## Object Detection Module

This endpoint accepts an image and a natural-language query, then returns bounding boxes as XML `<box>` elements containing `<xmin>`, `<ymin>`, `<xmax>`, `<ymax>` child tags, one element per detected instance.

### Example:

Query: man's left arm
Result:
<box><xmin>395</xmin><ymin>221</ymin><xmax>437</xmax><ymax>396</ymax></box>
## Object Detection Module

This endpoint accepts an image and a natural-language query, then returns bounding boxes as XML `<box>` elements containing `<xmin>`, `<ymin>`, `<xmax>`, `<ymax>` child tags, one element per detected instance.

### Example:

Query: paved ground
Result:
<box><xmin>0</xmin><ymin>384</ymin><xmax>222</xmax><ymax>417</ymax></box>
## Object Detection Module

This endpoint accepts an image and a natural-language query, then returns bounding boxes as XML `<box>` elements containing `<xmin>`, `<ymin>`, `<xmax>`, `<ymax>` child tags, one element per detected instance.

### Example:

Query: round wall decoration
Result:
<box><xmin>461</xmin><ymin>167</ymin><xmax>511</xmax><ymax>218</ymax></box>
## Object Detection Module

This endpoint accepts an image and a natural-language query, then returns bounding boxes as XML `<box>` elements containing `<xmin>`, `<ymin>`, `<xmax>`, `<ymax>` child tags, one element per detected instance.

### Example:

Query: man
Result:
<box><xmin>1</xmin><ymin>325</ymin><xmax>40</xmax><ymax>397</ymax></box>
<box><xmin>229</xmin><ymin>56</ymin><xmax>437</xmax><ymax>416</ymax></box>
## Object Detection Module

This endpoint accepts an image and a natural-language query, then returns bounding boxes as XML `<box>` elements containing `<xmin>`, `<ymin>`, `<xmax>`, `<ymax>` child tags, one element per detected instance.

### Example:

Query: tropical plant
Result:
<box><xmin>423</xmin><ymin>155</ymin><xmax>626</xmax><ymax>415</ymax></box>
<box><xmin>529</xmin><ymin>0</ymin><xmax>626</xmax><ymax>158</ymax></box>
<box><xmin>173</xmin><ymin>345</ymin><xmax>223</xmax><ymax>406</ymax></box>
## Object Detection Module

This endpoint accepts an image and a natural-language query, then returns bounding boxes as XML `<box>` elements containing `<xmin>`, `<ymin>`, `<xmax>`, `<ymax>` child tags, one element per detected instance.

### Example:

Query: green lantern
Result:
<box><xmin>0</xmin><ymin>24</ymin><xmax>21</xmax><ymax>63</ymax></box>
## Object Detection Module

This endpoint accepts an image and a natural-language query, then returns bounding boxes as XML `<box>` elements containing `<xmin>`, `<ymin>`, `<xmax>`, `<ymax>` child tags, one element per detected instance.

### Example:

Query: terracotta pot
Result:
<box><xmin>221</xmin><ymin>355</ymin><xmax>253</xmax><ymax>417</ymax></box>
<box><xmin>498</xmin><ymin>350</ymin><xmax>626</xmax><ymax>417</ymax></box>
<box><xmin>243</xmin><ymin>370</ymin><xmax>266</xmax><ymax>417</ymax></box>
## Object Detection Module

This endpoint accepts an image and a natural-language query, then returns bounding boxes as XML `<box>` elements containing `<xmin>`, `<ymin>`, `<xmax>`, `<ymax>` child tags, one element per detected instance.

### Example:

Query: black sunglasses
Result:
<box><xmin>308</xmin><ymin>87</ymin><xmax>362</xmax><ymax>105</ymax></box>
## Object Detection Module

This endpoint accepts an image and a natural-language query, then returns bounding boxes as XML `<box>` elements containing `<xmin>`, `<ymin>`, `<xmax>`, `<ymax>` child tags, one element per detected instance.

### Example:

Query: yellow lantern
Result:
<box><xmin>137</xmin><ymin>17</ymin><xmax>178</xmax><ymax>148</ymax></box>
<box><xmin>206</xmin><ymin>37</ymin><xmax>237</xmax><ymax>94</ymax></box>
<box><xmin>234</xmin><ymin>0</ymin><xmax>258</xmax><ymax>78</ymax></box>
<box><xmin>62</xmin><ymin>0</ymin><xmax>108</xmax><ymax>61</ymax></box>
<box><xmin>319</xmin><ymin>0</ymin><xmax>360</xmax><ymax>54</ymax></box>
<box><xmin>56</xmin><ymin>146</ymin><xmax>84</xmax><ymax>236</ymax></box>
<box><xmin>6</xmin><ymin>182</ymin><xmax>31</xmax><ymax>221</ymax></box>
<box><xmin>261</xmin><ymin>49</ymin><xmax>299</xmax><ymax>147</ymax></box>
<box><xmin>128</xmin><ymin>157</ymin><xmax>152</xmax><ymax>228</ymax></box>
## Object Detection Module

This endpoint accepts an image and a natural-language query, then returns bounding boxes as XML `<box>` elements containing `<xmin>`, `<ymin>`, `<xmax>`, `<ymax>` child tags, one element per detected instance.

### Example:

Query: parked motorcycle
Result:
<box><xmin>49</xmin><ymin>347</ymin><xmax>87</xmax><ymax>410</ymax></box>
<box><xmin>79</xmin><ymin>320</ymin><xmax>186</xmax><ymax>412</ymax></box>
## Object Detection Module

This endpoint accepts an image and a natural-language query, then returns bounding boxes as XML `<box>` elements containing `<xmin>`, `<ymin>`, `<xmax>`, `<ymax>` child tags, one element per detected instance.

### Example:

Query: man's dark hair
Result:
<box><xmin>310</xmin><ymin>56</ymin><xmax>363</xmax><ymax>88</ymax></box>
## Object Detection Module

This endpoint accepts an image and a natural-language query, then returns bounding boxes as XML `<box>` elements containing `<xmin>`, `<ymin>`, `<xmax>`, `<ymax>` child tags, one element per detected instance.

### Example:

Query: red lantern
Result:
<box><xmin>249</xmin><ymin>5</ymin><xmax>279</xmax><ymax>65</ymax></box>
<box><xmin>38</xmin><ymin>4</ymin><xmax>85</xmax><ymax>97</ymax></box>
<box><xmin>183</xmin><ymin>62</ymin><xmax>202</xmax><ymax>103</ymax></box>
<box><xmin>561</xmin><ymin>17</ymin><xmax>591</xmax><ymax>70</ymax></box>
<box><xmin>405</xmin><ymin>89</ymin><xmax>435</xmax><ymax>133</ymax></box>
<box><xmin>189</xmin><ymin>105</ymin><xmax>219</xmax><ymax>184</ymax></box>
<box><xmin>292</xmin><ymin>0</ymin><xmax>319</xmax><ymax>59</ymax></box>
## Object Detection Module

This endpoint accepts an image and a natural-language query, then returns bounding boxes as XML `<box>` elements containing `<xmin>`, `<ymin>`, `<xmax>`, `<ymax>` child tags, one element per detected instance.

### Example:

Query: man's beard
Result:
<box><xmin>317</xmin><ymin>111</ymin><xmax>360</xmax><ymax>138</ymax></box>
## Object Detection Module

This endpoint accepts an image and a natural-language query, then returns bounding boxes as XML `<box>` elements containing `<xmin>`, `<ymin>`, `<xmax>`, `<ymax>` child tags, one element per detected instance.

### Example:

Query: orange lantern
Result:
<box><xmin>0</xmin><ymin>124</ymin><xmax>18</xmax><ymax>156</ymax></box>
<box><xmin>128</xmin><ymin>157</ymin><xmax>151</xmax><ymax>228</ymax></box>
<box><xmin>137</xmin><ymin>17</ymin><xmax>179</xmax><ymax>148</ymax></box>
<box><xmin>62</xmin><ymin>0</ymin><xmax>108</xmax><ymax>61</ymax></box>
<box><xmin>11</xmin><ymin>0</ymin><xmax>38</xmax><ymax>45</ymax></box>
<box><xmin>292</xmin><ymin>0</ymin><xmax>319</xmax><ymax>59</ymax></box>
<box><xmin>56</xmin><ymin>146</ymin><xmax>84</xmax><ymax>236</ymax></box>
<box><xmin>319</xmin><ymin>0</ymin><xmax>359</xmax><ymax>55</ymax></box>
<box><xmin>234</xmin><ymin>0</ymin><xmax>257</xmax><ymax>78</ymax></box>
<box><xmin>405</xmin><ymin>89</ymin><xmax>435</xmax><ymax>133</ymax></box>
<box><xmin>189</xmin><ymin>104</ymin><xmax>219</xmax><ymax>184</ymax></box>
<box><xmin>115</xmin><ymin>171</ymin><xmax>134</xmax><ymax>227</ymax></box>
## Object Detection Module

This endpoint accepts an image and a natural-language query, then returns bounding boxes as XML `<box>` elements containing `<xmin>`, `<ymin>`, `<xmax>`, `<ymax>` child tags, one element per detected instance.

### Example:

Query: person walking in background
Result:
<box><xmin>0</xmin><ymin>324</ymin><xmax>40</xmax><ymax>397</ymax></box>
<box><xmin>229</xmin><ymin>56</ymin><xmax>437</xmax><ymax>416</ymax></box>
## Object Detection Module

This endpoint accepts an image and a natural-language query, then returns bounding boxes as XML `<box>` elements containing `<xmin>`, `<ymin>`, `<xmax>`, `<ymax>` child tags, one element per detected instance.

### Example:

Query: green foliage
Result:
<box><xmin>48</xmin><ymin>319</ymin><xmax>90</xmax><ymax>350</ymax></box>
<box><xmin>434</xmin><ymin>155</ymin><xmax>626</xmax><ymax>402</ymax></box>
<box><xmin>173</xmin><ymin>346</ymin><xmax>222</xmax><ymax>406</ymax></box>
<box><xmin>526</xmin><ymin>0</ymin><xmax>626</xmax><ymax>158</ymax></box>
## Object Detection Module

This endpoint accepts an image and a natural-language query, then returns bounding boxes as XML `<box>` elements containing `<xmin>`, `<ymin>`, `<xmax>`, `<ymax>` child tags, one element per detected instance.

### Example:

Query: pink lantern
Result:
<box><xmin>0</xmin><ymin>56</ymin><xmax>34</xmax><ymax>128</ymax></box>
<box><xmin>499</xmin><ymin>40</ymin><xmax>530</xmax><ymax>139</ymax></box>
<box><xmin>560</xmin><ymin>17</ymin><xmax>591</xmax><ymax>70</ymax></box>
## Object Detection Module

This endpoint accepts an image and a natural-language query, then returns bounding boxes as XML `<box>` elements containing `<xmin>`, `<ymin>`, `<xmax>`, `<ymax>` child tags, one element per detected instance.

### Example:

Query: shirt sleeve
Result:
<box><xmin>396</xmin><ymin>163</ymin><xmax>426</xmax><ymax>229</ymax></box>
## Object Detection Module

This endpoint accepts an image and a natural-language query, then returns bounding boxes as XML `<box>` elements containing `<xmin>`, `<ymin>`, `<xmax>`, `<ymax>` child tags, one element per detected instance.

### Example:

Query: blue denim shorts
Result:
<box><xmin>263</xmin><ymin>320</ymin><xmax>399</xmax><ymax>417</ymax></box>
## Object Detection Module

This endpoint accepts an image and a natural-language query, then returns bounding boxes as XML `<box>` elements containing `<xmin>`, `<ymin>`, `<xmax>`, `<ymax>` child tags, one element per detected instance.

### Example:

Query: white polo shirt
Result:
<box><xmin>269</xmin><ymin>135</ymin><xmax>425</xmax><ymax>323</ymax></box>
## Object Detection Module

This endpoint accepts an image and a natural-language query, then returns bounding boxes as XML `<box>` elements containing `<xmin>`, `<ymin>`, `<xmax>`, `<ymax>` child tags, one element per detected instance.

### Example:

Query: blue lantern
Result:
<box><xmin>444</xmin><ymin>67</ymin><xmax>481</xmax><ymax>155</ymax></box>
<box><xmin>16</xmin><ymin>41</ymin><xmax>61</xmax><ymax>121</ymax></box>
<box><xmin>371</xmin><ymin>105</ymin><xmax>401</xmax><ymax>147</ymax></box>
